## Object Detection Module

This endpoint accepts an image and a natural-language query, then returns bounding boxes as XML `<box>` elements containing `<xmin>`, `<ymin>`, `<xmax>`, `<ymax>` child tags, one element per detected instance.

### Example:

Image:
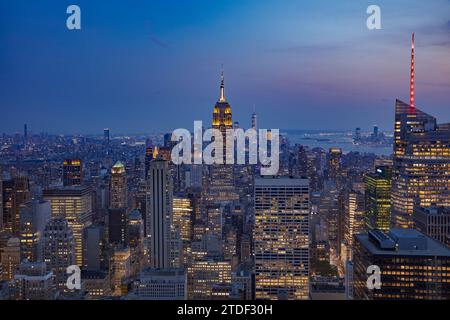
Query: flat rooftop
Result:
<box><xmin>415</xmin><ymin>206</ymin><xmax>450</xmax><ymax>215</ymax></box>
<box><xmin>356</xmin><ymin>228</ymin><xmax>450</xmax><ymax>257</ymax></box>
<box><xmin>255</xmin><ymin>176</ymin><xmax>309</xmax><ymax>187</ymax></box>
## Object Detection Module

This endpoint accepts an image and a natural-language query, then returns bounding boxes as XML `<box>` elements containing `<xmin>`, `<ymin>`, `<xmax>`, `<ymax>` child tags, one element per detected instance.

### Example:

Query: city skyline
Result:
<box><xmin>1</xmin><ymin>1</ymin><xmax>450</xmax><ymax>304</ymax></box>
<box><xmin>1</xmin><ymin>1</ymin><xmax>450</xmax><ymax>133</ymax></box>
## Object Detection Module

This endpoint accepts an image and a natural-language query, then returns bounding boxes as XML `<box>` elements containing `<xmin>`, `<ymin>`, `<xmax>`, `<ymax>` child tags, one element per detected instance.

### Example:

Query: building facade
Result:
<box><xmin>146</xmin><ymin>156</ymin><xmax>173</xmax><ymax>269</ymax></box>
<box><xmin>254</xmin><ymin>177</ymin><xmax>310</xmax><ymax>300</ymax></box>
<box><xmin>365</xmin><ymin>165</ymin><xmax>391</xmax><ymax>231</ymax></box>
<box><xmin>414</xmin><ymin>206</ymin><xmax>450</xmax><ymax>247</ymax></box>
<box><xmin>43</xmin><ymin>186</ymin><xmax>93</xmax><ymax>266</ymax></box>
<box><xmin>63</xmin><ymin>159</ymin><xmax>82</xmax><ymax>187</ymax></box>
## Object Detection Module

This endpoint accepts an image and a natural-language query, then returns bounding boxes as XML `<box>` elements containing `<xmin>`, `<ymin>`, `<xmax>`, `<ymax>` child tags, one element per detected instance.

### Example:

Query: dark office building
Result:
<box><xmin>353</xmin><ymin>229</ymin><xmax>450</xmax><ymax>300</ymax></box>
<box><xmin>63</xmin><ymin>159</ymin><xmax>83</xmax><ymax>187</ymax></box>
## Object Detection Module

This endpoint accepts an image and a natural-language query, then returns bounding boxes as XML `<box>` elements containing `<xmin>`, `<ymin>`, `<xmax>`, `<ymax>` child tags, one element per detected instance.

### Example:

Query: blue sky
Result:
<box><xmin>0</xmin><ymin>0</ymin><xmax>449</xmax><ymax>134</ymax></box>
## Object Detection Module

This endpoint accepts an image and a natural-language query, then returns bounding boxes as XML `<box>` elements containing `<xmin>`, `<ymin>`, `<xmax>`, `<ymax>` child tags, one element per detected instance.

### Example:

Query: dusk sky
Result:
<box><xmin>1</xmin><ymin>0</ymin><xmax>449</xmax><ymax>134</ymax></box>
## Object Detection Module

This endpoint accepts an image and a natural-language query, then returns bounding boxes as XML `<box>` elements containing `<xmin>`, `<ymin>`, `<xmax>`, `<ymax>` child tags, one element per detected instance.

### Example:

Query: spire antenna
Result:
<box><xmin>219</xmin><ymin>64</ymin><xmax>226</xmax><ymax>102</ymax></box>
<box><xmin>410</xmin><ymin>32</ymin><xmax>415</xmax><ymax>108</ymax></box>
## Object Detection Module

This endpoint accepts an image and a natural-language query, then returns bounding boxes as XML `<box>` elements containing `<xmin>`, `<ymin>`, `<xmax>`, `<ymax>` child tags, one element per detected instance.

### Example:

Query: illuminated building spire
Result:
<box><xmin>219</xmin><ymin>65</ymin><xmax>226</xmax><ymax>102</ymax></box>
<box><xmin>410</xmin><ymin>32</ymin><xmax>415</xmax><ymax>108</ymax></box>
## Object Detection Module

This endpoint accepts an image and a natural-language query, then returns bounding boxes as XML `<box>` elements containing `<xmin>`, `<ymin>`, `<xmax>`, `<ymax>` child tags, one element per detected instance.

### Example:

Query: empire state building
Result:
<box><xmin>212</xmin><ymin>70</ymin><xmax>233</xmax><ymax>133</ymax></box>
<box><xmin>208</xmin><ymin>68</ymin><xmax>238</xmax><ymax>202</ymax></box>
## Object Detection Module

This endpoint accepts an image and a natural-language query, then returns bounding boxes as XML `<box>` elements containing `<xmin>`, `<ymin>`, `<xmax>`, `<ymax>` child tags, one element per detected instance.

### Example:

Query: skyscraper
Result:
<box><xmin>127</xmin><ymin>209</ymin><xmax>144</xmax><ymax>248</ymax></box>
<box><xmin>111</xmin><ymin>246</ymin><xmax>131</xmax><ymax>296</ymax></box>
<box><xmin>391</xmin><ymin>34</ymin><xmax>450</xmax><ymax>228</ymax></box>
<box><xmin>343</xmin><ymin>190</ymin><xmax>365</xmax><ymax>260</ymax></box>
<box><xmin>146</xmin><ymin>156</ymin><xmax>173</xmax><ymax>269</ymax></box>
<box><xmin>254</xmin><ymin>177</ymin><xmax>310</xmax><ymax>300</ymax></box>
<box><xmin>63</xmin><ymin>159</ymin><xmax>83</xmax><ymax>187</ymax></box>
<box><xmin>109</xmin><ymin>208</ymin><xmax>127</xmax><ymax>245</ymax></box>
<box><xmin>354</xmin><ymin>127</ymin><xmax>361</xmax><ymax>142</ymax></box>
<box><xmin>19</xmin><ymin>200</ymin><xmax>51</xmax><ymax>262</ymax></box>
<box><xmin>83</xmin><ymin>225</ymin><xmax>107</xmax><ymax>271</ymax></box>
<box><xmin>23</xmin><ymin>124</ymin><xmax>28</xmax><ymax>141</ymax></box>
<box><xmin>2</xmin><ymin>176</ymin><xmax>30</xmax><ymax>235</ymax></box>
<box><xmin>0</xmin><ymin>167</ymin><xmax>3</xmax><ymax>231</ymax></box>
<box><xmin>391</xmin><ymin>100</ymin><xmax>450</xmax><ymax>227</ymax></box>
<box><xmin>372</xmin><ymin>125</ymin><xmax>379</xmax><ymax>139</ymax></box>
<box><xmin>144</xmin><ymin>145</ymin><xmax>154</xmax><ymax>179</ymax></box>
<box><xmin>104</xmin><ymin>128</ymin><xmax>110</xmax><ymax>146</ymax></box>
<box><xmin>43</xmin><ymin>186</ymin><xmax>93</xmax><ymax>266</ymax></box>
<box><xmin>127</xmin><ymin>209</ymin><xmax>145</xmax><ymax>275</ymax></box>
<box><xmin>213</xmin><ymin>67</ymin><xmax>233</xmax><ymax>134</ymax></box>
<box><xmin>209</xmin><ymin>67</ymin><xmax>238</xmax><ymax>202</ymax></box>
<box><xmin>327</xmin><ymin>148</ymin><xmax>342</xmax><ymax>183</ymax></box>
<box><xmin>109</xmin><ymin>161</ymin><xmax>128</xmax><ymax>245</ymax></box>
<box><xmin>318</xmin><ymin>184</ymin><xmax>340</xmax><ymax>258</ymax></box>
<box><xmin>110</xmin><ymin>161</ymin><xmax>127</xmax><ymax>209</ymax></box>
<box><xmin>294</xmin><ymin>145</ymin><xmax>308</xmax><ymax>177</ymax></box>
<box><xmin>365</xmin><ymin>165</ymin><xmax>392</xmax><ymax>231</ymax></box>
<box><xmin>172</xmin><ymin>196</ymin><xmax>194</xmax><ymax>242</ymax></box>
<box><xmin>43</xmin><ymin>217</ymin><xmax>76</xmax><ymax>291</ymax></box>
<box><xmin>0</xmin><ymin>237</ymin><xmax>20</xmax><ymax>281</ymax></box>
<box><xmin>251</xmin><ymin>111</ymin><xmax>257</xmax><ymax>131</ymax></box>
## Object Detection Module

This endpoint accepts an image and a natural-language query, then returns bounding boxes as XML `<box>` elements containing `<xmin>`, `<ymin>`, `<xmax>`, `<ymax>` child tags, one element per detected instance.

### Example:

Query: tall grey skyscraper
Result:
<box><xmin>254</xmin><ymin>177</ymin><xmax>310</xmax><ymax>300</ymax></box>
<box><xmin>83</xmin><ymin>225</ymin><xmax>106</xmax><ymax>271</ymax></box>
<box><xmin>43</xmin><ymin>217</ymin><xmax>75</xmax><ymax>291</ymax></box>
<box><xmin>146</xmin><ymin>156</ymin><xmax>173</xmax><ymax>269</ymax></box>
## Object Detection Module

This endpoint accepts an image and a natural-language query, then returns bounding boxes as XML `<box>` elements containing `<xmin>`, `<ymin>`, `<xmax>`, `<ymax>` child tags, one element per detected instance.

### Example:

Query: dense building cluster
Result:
<box><xmin>0</xmin><ymin>38</ymin><xmax>449</xmax><ymax>300</ymax></box>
